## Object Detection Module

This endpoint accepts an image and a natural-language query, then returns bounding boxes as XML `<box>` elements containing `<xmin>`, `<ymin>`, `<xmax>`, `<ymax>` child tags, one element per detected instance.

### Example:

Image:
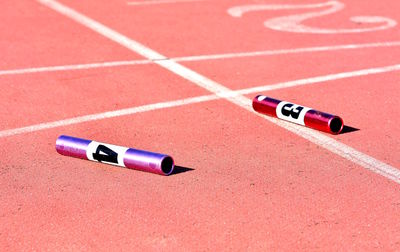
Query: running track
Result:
<box><xmin>1</xmin><ymin>0</ymin><xmax>400</xmax><ymax>250</ymax></box>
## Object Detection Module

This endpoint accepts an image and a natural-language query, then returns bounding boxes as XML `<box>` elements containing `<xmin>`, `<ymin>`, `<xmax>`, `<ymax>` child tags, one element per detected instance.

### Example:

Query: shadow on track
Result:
<box><xmin>171</xmin><ymin>165</ymin><xmax>194</xmax><ymax>175</ymax></box>
<box><xmin>340</xmin><ymin>125</ymin><xmax>360</xmax><ymax>134</ymax></box>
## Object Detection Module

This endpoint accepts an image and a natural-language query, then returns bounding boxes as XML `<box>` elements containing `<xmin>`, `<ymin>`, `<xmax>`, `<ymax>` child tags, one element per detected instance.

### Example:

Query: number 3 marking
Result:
<box><xmin>227</xmin><ymin>1</ymin><xmax>397</xmax><ymax>34</ymax></box>
<box><xmin>281</xmin><ymin>103</ymin><xmax>304</xmax><ymax>119</ymax></box>
<box><xmin>276</xmin><ymin>102</ymin><xmax>311</xmax><ymax>125</ymax></box>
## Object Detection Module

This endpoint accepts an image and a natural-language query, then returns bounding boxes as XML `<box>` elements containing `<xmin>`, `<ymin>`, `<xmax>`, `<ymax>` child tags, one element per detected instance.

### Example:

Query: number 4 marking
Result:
<box><xmin>93</xmin><ymin>145</ymin><xmax>118</xmax><ymax>164</ymax></box>
<box><xmin>86</xmin><ymin>141</ymin><xmax>128</xmax><ymax>167</ymax></box>
<box><xmin>227</xmin><ymin>1</ymin><xmax>397</xmax><ymax>34</ymax></box>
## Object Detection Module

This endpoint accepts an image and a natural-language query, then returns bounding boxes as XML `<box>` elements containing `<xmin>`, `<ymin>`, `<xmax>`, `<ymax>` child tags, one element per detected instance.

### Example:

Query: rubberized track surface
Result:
<box><xmin>1</xmin><ymin>0</ymin><xmax>400</xmax><ymax>250</ymax></box>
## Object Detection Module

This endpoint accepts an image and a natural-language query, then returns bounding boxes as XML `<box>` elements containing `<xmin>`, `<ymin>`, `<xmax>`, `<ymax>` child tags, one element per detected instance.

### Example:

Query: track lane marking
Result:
<box><xmin>36</xmin><ymin>0</ymin><xmax>400</xmax><ymax>183</ymax></box>
<box><xmin>228</xmin><ymin>2</ymin><xmax>397</xmax><ymax>34</ymax></box>
<box><xmin>2</xmin><ymin>41</ymin><xmax>400</xmax><ymax>76</ymax></box>
<box><xmin>127</xmin><ymin>0</ymin><xmax>203</xmax><ymax>5</ymax></box>
<box><xmin>240</xmin><ymin>63</ymin><xmax>400</xmax><ymax>94</ymax></box>
<box><xmin>0</xmin><ymin>60</ymin><xmax>151</xmax><ymax>76</ymax></box>
<box><xmin>0</xmin><ymin>95</ymin><xmax>216</xmax><ymax>138</ymax></box>
<box><xmin>173</xmin><ymin>41</ymin><xmax>400</xmax><ymax>62</ymax></box>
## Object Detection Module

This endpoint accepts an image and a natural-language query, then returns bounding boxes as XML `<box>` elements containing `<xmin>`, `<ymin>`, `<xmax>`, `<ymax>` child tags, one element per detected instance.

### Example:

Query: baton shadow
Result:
<box><xmin>340</xmin><ymin>125</ymin><xmax>360</xmax><ymax>134</ymax></box>
<box><xmin>170</xmin><ymin>165</ymin><xmax>194</xmax><ymax>175</ymax></box>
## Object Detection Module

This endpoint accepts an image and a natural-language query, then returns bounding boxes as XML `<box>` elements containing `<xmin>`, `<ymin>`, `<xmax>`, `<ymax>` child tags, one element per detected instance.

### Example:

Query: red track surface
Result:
<box><xmin>1</xmin><ymin>0</ymin><xmax>400</xmax><ymax>250</ymax></box>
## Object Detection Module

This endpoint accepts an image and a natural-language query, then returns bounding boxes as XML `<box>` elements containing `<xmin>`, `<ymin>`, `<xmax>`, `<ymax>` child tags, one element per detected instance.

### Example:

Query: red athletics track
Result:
<box><xmin>1</xmin><ymin>0</ymin><xmax>400</xmax><ymax>250</ymax></box>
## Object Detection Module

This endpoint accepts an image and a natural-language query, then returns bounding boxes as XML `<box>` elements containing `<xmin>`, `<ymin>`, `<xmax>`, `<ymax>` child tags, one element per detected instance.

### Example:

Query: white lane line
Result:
<box><xmin>2</xmin><ymin>41</ymin><xmax>400</xmax><ymax>77</ymax></box>
<box><xmin>36</xmin><ymin>0</ymin><xmax>400</xmax><ymax>184</ymax></box>
<box><xmin>3</xmin><ymin>63</ymin><xmax>400</xmax><ymax>138</ymax></box>
<box><xmin>173</xmin><ymin>41</ymin><xmax>400</xmax><ymax>62</ymax></box>
<box><xmin>127</xmin><ymin>0</ymin><xmax>202</xmax><ymax>5</ymax></box>
<box><xmin>38</xmin><ymin>1</ymin><xmax>166</xmax><ymax>60</ymax></box>
<box><xmin>0</xmin><ymin>59</ymin><xmax>151</xmax><ymax>76</ymax></box>
<box><xmin>239</xmin><ymin>63</ymin><xmax>400</xmax><ymax>94</ymax></box>
<box><xmin>0</xmin><ymin>95</ymin><xmax>217</xmax><ymax>138</ymax></box>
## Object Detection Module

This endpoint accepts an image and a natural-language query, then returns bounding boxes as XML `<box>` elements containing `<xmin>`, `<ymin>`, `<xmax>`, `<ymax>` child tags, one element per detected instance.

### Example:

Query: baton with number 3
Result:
<box><xmin>252</xmin><ymin>95</ymin><xmax>344</xmax><ymax>134</ymax></box>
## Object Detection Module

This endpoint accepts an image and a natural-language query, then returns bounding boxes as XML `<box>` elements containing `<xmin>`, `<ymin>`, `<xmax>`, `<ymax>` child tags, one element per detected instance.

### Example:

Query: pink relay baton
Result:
<box><xmin>56</xmin><ymin>135</ymin><xmax>174</xmax><ymax>175</ymax></box>
<box><xmin>252</xmin><ymin>95</ymin><xmax>344</xmax><ymax>134</ymax></box>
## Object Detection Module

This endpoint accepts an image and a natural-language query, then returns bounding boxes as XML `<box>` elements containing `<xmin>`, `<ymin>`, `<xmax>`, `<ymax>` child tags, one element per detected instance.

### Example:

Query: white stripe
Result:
<box><xmin>256</xmin><ymin>115</ymin><xmax>400</xmax><ymax>184</ymax></box>
<box><xmin>173</xmin><ymin>41</ymin><xmax>400</xmax><ymax>62</ymax></box>
<box><xmin>238</xmin><ymin>64</ymin><xmax>400</xmax><ymax>94</ymax></box>
<box><xmin>0</xmin><ymin>60</ymin><xmax>151</xmax><ymax>76</ymax></box>
<box><xmin>228</xmin><ymin>2</ymin><xmax>343</xmax><ymax>17</ymax></box>
<box><xmin>0</xmin><ymin>95</ymin><xmax>217</xmax><ymax>138</ymax></box>
<box><xmin>37</xmin><ymin>0</ymin><xmax>166</xmax><ymax>60</ymax></box>
<box><xmin>228</xmin><ymin>2</ymin><xmax>397</xmax><ymax>34</ymax></box>
<box><xmin>2</xmin><ymin>41</ymin><xmax>400</xmax><ymax>77</ymax></box>
<box><xmin>2</xmin><ymin>63</ymin><xmax>400</xmax><ymax>138</ymax></box>
<box><xmin>36</xmin><ymin>0</ymin><xmax>400</xmax><ymax>183</ymax></box>
<box><xmin>127</xmin><ymin>0</ymin><xmax>202</xmax><ymax>5</ymax></box>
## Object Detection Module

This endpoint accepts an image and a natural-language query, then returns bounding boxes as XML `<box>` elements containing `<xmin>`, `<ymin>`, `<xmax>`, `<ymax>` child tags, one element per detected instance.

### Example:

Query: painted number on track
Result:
<box><xmin>227</xmin><ymin>1</ymin><xmax>397</xmax><ymax>34</ymax></box>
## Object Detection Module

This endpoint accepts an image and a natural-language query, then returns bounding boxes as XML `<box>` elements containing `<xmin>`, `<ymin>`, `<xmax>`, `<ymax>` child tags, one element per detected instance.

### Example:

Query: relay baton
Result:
<box><xmin>56</xmin><ymin>135</ymin><xmax>174</xmax><ymax>175</ymax></box>
<box><xmin>252</xmin><ymin>95</ymin><xmax>344</xmax><ymax>134</ymax></box>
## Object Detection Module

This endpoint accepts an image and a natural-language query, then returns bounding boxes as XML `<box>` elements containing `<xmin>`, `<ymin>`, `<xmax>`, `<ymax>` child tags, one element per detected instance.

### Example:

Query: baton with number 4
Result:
<box><xmin>252</xmin><ymin>95</ymin><xmax>344</xmax><ymax>134</ymax></box>
<box><xmin>56</xmin><ymin>135</ymin><xmax>175</xmax><ymax>175</ymax></box>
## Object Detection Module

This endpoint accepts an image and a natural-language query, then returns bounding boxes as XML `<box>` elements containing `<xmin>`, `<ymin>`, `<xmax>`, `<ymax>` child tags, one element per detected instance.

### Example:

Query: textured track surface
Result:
<box><xmin>1</xmin><ymin>0</ymin><xmax>400</xmax><ymax>250</ymax></box>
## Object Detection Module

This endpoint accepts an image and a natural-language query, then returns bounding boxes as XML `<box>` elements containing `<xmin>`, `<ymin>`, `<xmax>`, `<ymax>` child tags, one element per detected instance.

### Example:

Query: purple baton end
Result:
<box><xmin>56</xmin><ymin>135</ymin><xmax>91</xmax><ymax>160</ymax></box>
<box><xmin>124</xmin><ymin>148</ymin><xmax>175</xmax><ymax>176</ymax></box>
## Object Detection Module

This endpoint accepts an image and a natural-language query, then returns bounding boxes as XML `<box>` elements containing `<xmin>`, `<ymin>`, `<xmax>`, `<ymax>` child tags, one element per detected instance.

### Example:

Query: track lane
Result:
<box><xmin>253</xmin><ymin>71</ymin><xmax>400</xmax><ymax>168</ymax></box>
<box><xmin>35</xmin><ymin>0</ymin><xmax>400</xmax><ymax>182</ymax></box>
<box><xmin>56</xmin><ymin>0</ymin><xmax>400</xmax><ymax>57</ymax></box>
<box><xmin>1</xmin><ymin>100</ymin><xmax>400</xmax><ymax>250</ymax></box>
<box><xmin>0</xmin><ymin>0</ymin><xmax>143</xmax><ymax>69</ymax></box>
<box><xmin>2</xmin><ymin>0</ymin><xmax>400</xmax><ymax>250</ymax></box>
<box><xmin>0</xmin><ymin>65</ymin><xmax>210</xmax><ymax>130</ymax></box>
<box><xmin>180</xmin><ymin>46</ymin><xmax>400</xmax><ymax>90</ymax></box>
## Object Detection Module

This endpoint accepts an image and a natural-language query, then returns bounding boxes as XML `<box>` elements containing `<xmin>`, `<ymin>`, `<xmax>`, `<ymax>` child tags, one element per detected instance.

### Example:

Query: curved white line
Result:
<box><xmin>228</xmin><ymin>1</ymin><xmax>397</xmax><ymax>34</ymax></box>
<box><xmin>127</xmin><ymin>0</ymin><xmax>202</xmax><ymax>5</ymax></box>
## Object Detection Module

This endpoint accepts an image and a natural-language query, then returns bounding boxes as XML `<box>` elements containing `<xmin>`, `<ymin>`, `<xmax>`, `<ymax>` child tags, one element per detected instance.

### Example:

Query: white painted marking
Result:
<box><xmin>2</xmin><ymin>41</ymin><xmax>400</xmax><ymax>77</ymax></box>
<box><xmin>35</xmin><ymin>0</ymin><xmax>400</xmax><ymax>183</ymax></box>
<box><xmin>37</xmin><ymin>0</ymin><xmax>166</xmax><ymax>60</ymax></box>
<box><xmin>173</xmin><ymin>41</ymin><xmax>400</xmax><ymax>62</ymax></box>
<box><xmin>228</xmin><ymin>1</ymin><xmax>397</xmax><ymax>34</ymax></box>
<box><xmin>238</xmin><ymin>64</ymin><xmax>400</xmax><ymax>94</ymax></box>
<box><xmin>228</xmin><ymin>2</ymin><xmax>339</xmax><ymax>17</ymax></box>
<box><xmin>256</xmin><ymin>114</ymin><xmax>400</xmax><ymax>184</ymax></box>
<box><xmin>127</xmin><ymin>0</ymin><xmax>202</xmax><ymax>5</ymax></box>
<box><xmin>0</xmin><ymin>60</ymin><xmax>151</xmax><ymax>76</ymax></box>
<box><xmin>0</xmin><ymin>95</ymin><xmax>217</xmax><ymax>138</ymax></box>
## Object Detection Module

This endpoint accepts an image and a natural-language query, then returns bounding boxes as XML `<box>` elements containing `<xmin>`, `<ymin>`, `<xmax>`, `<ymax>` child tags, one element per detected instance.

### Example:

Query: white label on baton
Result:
<box><xmin>276</xmin><ymin>101</ymin><xmax>311</xmax><ymax>125</ymax></box>
<box><xmin>86</xmin><ymin>141</ymin><xmax>128</xmax><ymax>167</ymax></box>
